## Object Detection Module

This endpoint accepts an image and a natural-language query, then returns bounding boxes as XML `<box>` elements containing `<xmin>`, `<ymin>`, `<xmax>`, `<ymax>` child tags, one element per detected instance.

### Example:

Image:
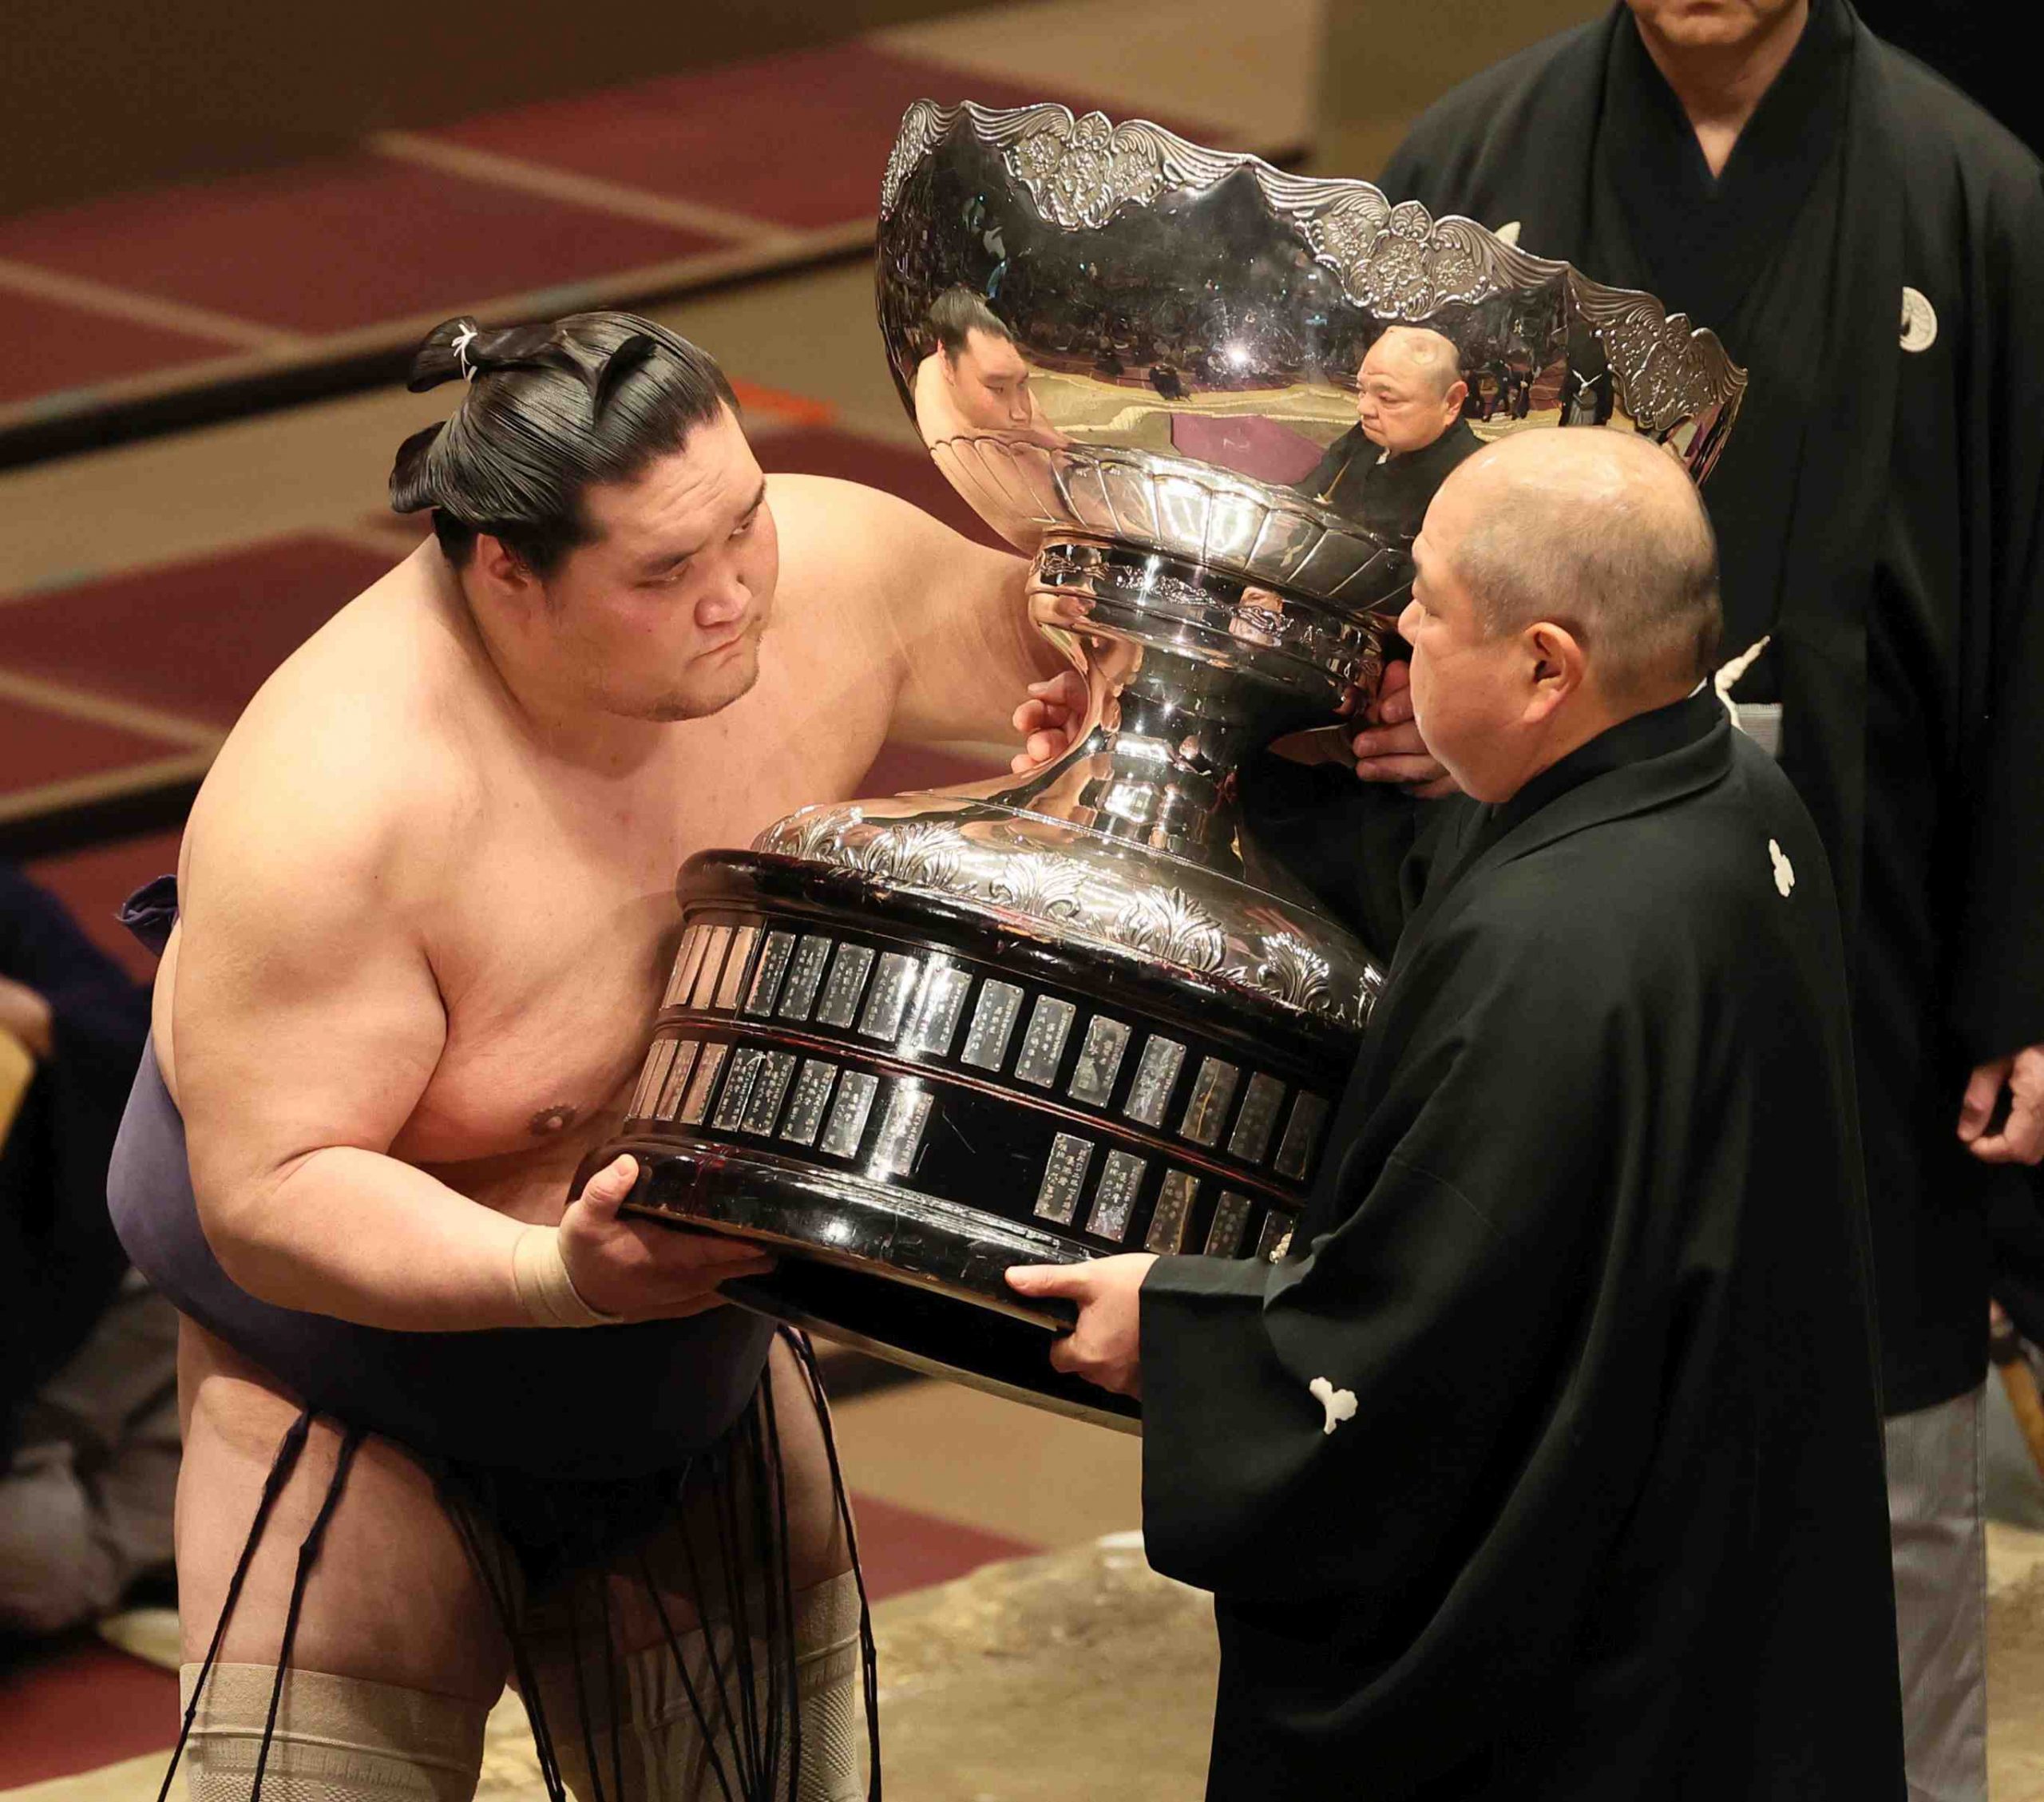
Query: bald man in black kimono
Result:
<box><xmin>1337</xmin><ymin>6</ymin><xmax>2044</xmax><ymax>1791</ymax></box>
<box><xmin>1012</xmin><ymin>430</ymin><xmax>1903</xmax><ymax>1800</ymax></box>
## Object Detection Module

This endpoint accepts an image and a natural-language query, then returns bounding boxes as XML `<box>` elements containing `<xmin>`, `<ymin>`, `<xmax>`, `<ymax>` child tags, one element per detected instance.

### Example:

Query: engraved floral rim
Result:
<box><xmin>880</xmin><ymin>97</ymin><xmax>1746</xmax><ymax>440</ymax></box>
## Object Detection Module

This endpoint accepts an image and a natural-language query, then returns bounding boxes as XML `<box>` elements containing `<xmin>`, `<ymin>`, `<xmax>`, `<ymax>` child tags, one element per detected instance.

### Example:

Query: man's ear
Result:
<box><xmin>1444</xmin><ymin>378</ymin><xmax>1470</xmax><ymax>417</ymax></box>
<box><xmin>470</xmin><ymin>533</ymin><xmax>539</xmax><ymax>604</ymax></box>
<box><xmin>1520</xmin><ymin>620</ymin><xmax>1587</xmax><ymax>723</ymax></box>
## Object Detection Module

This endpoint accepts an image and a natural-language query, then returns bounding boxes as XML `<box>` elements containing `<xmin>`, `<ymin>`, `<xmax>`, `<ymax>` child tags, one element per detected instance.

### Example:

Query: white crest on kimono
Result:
<box><xmin>1309</xmin><ymin>1376</ymin><xmax>1358</xmax><ymax>1436</ymax></box>
<box><xmin>1900</xmin><ymin>286</ymin><xmax>1937</xmax><ymax>353</ymax></box>
<box><xmin>1769</xmin><ymin>838</ymin><xmax>1796</xmax><ymax>898</ymax></box>
<box><xmin>1494</xmin><ymin>220</ymin><xmax>1523</xmax><ymax>246</ymax></box>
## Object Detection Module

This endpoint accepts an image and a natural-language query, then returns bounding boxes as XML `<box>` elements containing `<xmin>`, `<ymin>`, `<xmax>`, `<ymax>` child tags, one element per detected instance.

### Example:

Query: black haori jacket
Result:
<box><xmin>1139</xmin><ymin>696</ymin><xmax>1903</xmax><ymax>1799</ymax></box>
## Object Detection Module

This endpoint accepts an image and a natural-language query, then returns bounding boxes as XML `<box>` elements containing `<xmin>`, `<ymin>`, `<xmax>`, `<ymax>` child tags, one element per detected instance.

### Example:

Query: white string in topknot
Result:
<box><xmin>1713</xmin><ymin>634</ymin><xmax>1771</xmax><ymax>720</ymax></box>
<box><xmin>450</xmin><ymin>325</ymin><xmax>480</xmax><ymax>382</ymax></box>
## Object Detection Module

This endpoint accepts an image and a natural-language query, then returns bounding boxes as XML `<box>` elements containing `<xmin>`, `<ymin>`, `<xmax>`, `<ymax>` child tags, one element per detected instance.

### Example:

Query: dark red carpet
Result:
<box><xmin>0</xmin><ymin>293</ymin><xmax>240</xmax><ymax>406</ymax></box>
<box><xmin>2</xmin><ymin>702</ymin><xmax>189</xmax><ymax>800</ymax></box>
<box><xmin>0</xmin><ymin>536</ymin><xmax>390</xmax><ymax>727</ymax></box>
<box><xmin>431</xmin><ymin>43</ymin><xmax>1220</xmax><ymax>232</ymax></box>
<box><xmin>0</xmin><ymin>38</ymin><xmax>1237</xmax><ymax>442</ymax></box>
<box><xmin>0</xmin><ymin>158</ymin><xmax>724</xmax><ymax>339</ymax></box>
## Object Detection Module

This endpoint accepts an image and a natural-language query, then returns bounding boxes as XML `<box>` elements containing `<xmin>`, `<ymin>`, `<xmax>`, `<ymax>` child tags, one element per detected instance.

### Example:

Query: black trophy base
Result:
<box><xmin>616</xmin><ymin>1138</ymin><xmax>1142</xmax><ymax>1432</ymax></box>
<box><xmin>589</xmin><ymin>848</ymin><xmax>1347</xmax><ymax>1435</ymax></box>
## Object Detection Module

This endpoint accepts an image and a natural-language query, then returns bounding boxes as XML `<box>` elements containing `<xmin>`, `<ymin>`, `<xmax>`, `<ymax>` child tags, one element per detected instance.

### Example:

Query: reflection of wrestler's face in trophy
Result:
<box><xmin>913</xmin><ymin>286</ymin><xmax>1064</xmax><ymax>448</ymax></box>
<box><xmin>944</xmin><ymin>327</ymin><xmax>1035</xmax><ymax>432</ymax></box>
<box><xmin>542</xmin><ymin>407</ymin><xmax>779</xmax><ymax>724</ymax></box>
<box><xmin>1355</xmin><ymin>327</ymin><xmax>1468</xmax><ymax>456</ymax></box>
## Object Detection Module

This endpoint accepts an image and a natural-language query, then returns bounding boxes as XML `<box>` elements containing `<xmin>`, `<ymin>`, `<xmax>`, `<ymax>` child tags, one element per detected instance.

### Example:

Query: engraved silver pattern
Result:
<box><xmin>878</xmin><ymin>97</ymin><xmax>947</xmax><ymax>220</ymax></box>
<box><xmin>1117</xmin><ymin>886</ymin><xmax>1228</xmax><ymax>974</ymax></box>
<box><xmin>1223</xmin><ymin>933</ymin><xmax>1333</xmax><ymax>1016</ymax></box>
<box><xmin>1006</xmin><ymin>109</ymin><xmax>1171</xmax><ymax>230</ymax></box>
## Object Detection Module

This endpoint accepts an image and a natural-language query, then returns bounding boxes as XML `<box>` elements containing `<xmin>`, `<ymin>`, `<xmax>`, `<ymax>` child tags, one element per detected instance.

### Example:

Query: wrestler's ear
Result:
<box><xmin>469</xmin><ymin>533</ymin><xmax>541</xmax><ymax>600</ymax></box>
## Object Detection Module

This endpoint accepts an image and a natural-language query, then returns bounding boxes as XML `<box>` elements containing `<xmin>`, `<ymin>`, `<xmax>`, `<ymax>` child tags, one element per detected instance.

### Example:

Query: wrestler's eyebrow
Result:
<box><xmin>641</xmin><ymin>483</ymin><xmax>767</xmax><ymax>575</ymax></box>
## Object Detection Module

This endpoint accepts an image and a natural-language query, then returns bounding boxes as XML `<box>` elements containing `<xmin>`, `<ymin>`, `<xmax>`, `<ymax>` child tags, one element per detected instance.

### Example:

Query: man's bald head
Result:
<box><xmin>1432</xmin><ymin>427</ymin><xmax>1721</xmax><ymax>702</ymax></box>
<box><xmin>1356</xmin><ymin>327</ymin><xmax>1470</xmax><ymax>457</ymax></box>
<box><xmin>1362</xmin><ymin>327</ymin><xmax>1464</xmax><ymax>400</ymax></box>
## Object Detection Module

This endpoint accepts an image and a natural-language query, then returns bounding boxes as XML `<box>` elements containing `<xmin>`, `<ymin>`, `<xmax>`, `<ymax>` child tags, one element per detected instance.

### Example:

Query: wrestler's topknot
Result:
<box><xmin>390</xmin><ymin>311</ymin><xmax>739</xmax><ymax>576</ymax></box>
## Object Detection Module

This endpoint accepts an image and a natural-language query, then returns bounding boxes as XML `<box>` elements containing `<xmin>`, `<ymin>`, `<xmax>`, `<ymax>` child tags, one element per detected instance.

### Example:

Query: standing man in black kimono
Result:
<box><xmin>1340</xmin><ymin>6</ymin><xmax>2044</xmax><ymax>1791</ymax></box>
<box><xmin>1011</xmin><ymin>428</ymin><xmax>1903</xmax><ymax>1800</ymax></box>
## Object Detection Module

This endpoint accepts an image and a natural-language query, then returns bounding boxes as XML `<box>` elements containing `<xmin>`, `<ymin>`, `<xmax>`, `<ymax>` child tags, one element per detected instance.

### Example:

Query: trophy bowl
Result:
<box><xmin>586</xmin><ymin>102</ymin><xmax>1745</xmax><ymax>1430</ymax></box>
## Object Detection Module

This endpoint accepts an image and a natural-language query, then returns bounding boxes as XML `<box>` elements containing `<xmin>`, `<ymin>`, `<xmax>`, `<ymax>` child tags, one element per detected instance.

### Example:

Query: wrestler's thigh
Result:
<box><xmin>176</xmin><ymin>1320</ymin><xmax>510</xmax><ymax>1701</ymax></box>
<box><xmin>604</xmin><ymin>1335</ymin><xmax>852</xmax><ymax>1653</ymax></box>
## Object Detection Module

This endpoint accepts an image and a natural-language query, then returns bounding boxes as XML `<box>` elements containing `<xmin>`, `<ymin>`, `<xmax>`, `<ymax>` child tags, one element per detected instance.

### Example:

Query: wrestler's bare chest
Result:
<box><xmin>394</xmin><ymin>671</ymin><xmax>888</xmax><ymax>1214</ymax></box>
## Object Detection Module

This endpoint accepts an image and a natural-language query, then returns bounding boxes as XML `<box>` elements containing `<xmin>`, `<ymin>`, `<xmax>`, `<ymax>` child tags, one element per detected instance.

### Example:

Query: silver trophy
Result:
<box><xmin>592</xmin><ymin>103</ymin><xmax>1745</xmax><ymax>1428</ymax></box>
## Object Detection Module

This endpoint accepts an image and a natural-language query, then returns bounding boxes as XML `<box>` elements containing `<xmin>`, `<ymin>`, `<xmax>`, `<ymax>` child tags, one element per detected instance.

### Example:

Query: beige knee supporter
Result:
<box><xmin>177</xmin><ymin>1663</ymin><xmax>487</xmax><ymax>1802</ymax></box>
<box><xmin>539</xmin><ymin>1571</ymin><xmax>863</xmax><ymax>1802</ymax></box>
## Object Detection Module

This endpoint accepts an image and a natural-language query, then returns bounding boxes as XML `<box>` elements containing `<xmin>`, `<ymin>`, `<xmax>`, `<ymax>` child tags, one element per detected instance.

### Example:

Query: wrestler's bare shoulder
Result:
<box><xmin>766</xmin><ymin>469</ymin><xmax>1011</xmax><ymax>607</ymax></box>
<box><xmin>172</xmin><ymin>547</ymin><xmax>487</xmax><ymax>952</ymax></box>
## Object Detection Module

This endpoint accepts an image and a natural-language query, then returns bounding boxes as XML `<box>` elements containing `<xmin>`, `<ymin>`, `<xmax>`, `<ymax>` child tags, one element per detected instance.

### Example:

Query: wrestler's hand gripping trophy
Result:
<box><xmin>589</xmin><ymin>103</ymin><xmax>1745</xmax><ymax>1428</ymax></box>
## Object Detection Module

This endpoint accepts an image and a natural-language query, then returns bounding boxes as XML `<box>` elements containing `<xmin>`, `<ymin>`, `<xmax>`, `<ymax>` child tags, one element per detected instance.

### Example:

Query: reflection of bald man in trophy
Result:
<box><xmin>912</xmin><ymin>287</ymin><xmax>1068</xmax><ymax>450</ymax></box>
<box><xmin>1297</xmin><ymin>326</ymin><xmax>1482</xmax><ymax>541</ymax></box>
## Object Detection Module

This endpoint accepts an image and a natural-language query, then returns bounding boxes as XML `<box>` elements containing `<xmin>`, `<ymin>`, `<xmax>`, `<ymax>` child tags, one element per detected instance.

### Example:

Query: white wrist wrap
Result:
<box><xmin>511</xmin><ymin>1225</ymin><xmax>616</xmax><ymax>1328</ymax></box>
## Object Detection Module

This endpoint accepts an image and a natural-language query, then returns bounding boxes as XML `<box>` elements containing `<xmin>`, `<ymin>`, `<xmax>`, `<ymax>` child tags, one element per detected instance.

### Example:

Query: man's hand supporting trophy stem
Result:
<box><xmin>1012</xmin><ymin>655</ymin><xmax>1460</xmax><ymax>801</ymax></box>
<box><xmin>1348</xmin><ymin>659</ymin><xmax>1457</xmax><ymax>798</ymax></box>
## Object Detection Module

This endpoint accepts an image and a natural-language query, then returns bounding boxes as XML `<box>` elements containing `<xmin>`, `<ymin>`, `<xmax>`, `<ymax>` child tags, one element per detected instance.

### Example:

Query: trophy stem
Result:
<box><xmin>988</xmin><ymin>538</ymin><xmax>1388</xmax><ymax>875</ymax></box>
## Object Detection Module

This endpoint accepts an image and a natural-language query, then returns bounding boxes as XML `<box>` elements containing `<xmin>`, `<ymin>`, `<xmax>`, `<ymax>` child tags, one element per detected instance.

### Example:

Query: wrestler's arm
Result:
<box><xmin>893</xmin><ymin>509</ymin><xmax>1065</xmax><ymax>744</ymax></box>
<box><xmin>169</xmin><ymin>743</ymin><xmax>763</xmax><ymax>1331</ymax></box>
<box><xmin>793</xmin><ymin>476</ymin><xmax>1061</xmax><ymax>745</ymax></box>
